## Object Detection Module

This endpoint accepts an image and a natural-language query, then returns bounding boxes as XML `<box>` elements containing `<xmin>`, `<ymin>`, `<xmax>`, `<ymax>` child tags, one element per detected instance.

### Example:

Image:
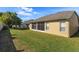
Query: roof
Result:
<box><xmin>31</xmin><ymin>11</ymin><xmax>76</xmax><ymax>23</ymax></box>
<box><xmin>23</xmin><ymin>20</ymin><xmax>34</xmax><ymax>24</ymax></box>
<box><xmin>23</xmin><ymin>11</ymin><xmax>78</xmax><ymax>24</ymax></box>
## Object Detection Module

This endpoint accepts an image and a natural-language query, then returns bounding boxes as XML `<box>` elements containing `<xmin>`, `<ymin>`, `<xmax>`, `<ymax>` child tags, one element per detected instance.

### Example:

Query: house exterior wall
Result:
<box><xmin>30</xmin><ymin>21</ymin><xmax>70</xmax><ymax>37</ymax></box>
<box><xmin>29</xmin><ymin>24</ymin><xmax>32</xmax><ymax>29</ymax></box>
<box><xmin>69</xmin><ymin>13</ymin><xmax>79</xmax><ymax>36</ymax></box>
<box><xmin>44</xmin><ymin>21</ymin><xmax>70</xmax><ymax>37</ymax></box>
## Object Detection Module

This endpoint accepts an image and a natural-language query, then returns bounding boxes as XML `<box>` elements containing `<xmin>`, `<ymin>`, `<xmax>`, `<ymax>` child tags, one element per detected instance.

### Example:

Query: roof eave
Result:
<box><xmin>30</xmin><ymin>19</ymin><xmax>69</xmax><ymax>23</ymax></box>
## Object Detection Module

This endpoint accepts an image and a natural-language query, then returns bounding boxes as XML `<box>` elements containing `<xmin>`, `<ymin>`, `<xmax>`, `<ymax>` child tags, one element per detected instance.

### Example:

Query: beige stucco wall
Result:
<box><xmin>29</xmin><ymin>24</ymin><xmax>32</xmax><ymax>29</ymax></box>
<box><xmin>30</xmin><ymin>21</ymin><xmax>70</xmax><ymax>37</ymax></box>
<box><xmin>44</xmin><ymin>21</ymin><xmax>70</xmax><ymax>37</ymax></box>
<box><xmin>69</xmin><ymin>13</ymin><xmax>79</xmax><ymax>36</ymax></box>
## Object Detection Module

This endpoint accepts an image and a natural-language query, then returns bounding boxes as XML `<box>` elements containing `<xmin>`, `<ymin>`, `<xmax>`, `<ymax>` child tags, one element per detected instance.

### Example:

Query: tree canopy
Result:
<box><xmin>0</xmin><ymin>12</ymin><xmax>22</xmax><ymax>27</ymax></box>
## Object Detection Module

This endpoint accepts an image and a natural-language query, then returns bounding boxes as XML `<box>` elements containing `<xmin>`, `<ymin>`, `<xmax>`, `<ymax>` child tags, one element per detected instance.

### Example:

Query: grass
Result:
<box><xmin>10</xmin><ymin>29</ymin><xmax>79</xmax><ymax>52</ymax></box>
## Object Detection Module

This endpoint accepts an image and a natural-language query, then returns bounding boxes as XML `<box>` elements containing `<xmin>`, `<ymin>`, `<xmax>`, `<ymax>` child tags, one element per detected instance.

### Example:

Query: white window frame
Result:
<box><xmin>60</xmin><ymin>21</ymin><xmax>66</xmax><ymax>32</ymax></box>
<box><xmin>45</xmin><ymin>22</ymin><xmax>49</xmax><ymax>30</ymax></box>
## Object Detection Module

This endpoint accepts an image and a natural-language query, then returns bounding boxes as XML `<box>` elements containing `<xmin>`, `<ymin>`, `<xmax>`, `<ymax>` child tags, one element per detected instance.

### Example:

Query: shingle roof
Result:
<box><xmin>31</xmin><ymin>11</ymin><xmax>76</xmax><ymax>23</ymax></box>
<box><xmin>23</xmin><ymin>20</ymin><xmax>34</xmax><ymax>24</ymax></box>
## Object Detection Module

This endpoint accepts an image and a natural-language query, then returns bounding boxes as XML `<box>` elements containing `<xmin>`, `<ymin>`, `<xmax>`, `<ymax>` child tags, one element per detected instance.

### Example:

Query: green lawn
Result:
<box><xmin>10</xmin><ymin>29</ymin><xmax>79</xmax><ymax>52</ymax></box>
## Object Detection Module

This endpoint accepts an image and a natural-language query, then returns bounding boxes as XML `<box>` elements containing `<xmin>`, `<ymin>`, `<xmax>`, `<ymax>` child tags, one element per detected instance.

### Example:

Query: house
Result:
<box><xmin>22</xmin><ymin>20</ymin><xmax>33</xmax><ymax>29</ymax></box>
<box><xmin>26</xmin><ymin>11</ymin><xmax>79</xmax><ymax>37</ymax></box>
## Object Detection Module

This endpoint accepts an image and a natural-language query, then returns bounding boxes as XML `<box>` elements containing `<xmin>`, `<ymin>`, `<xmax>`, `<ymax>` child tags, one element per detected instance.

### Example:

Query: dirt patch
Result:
<box><xmin>13</xmin><ymin>38</ymin><xmax>32</xmax><ymax>52</ymax></box>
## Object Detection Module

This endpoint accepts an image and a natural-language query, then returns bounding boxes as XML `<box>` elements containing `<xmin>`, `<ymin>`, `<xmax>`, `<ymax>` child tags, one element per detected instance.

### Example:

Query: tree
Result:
<box><xmin>0</xmin><ymin>12</ymin><xmax>22</xmax><ymax>27</ymax></box>
<box><xmin>12</xmin><ymin>16</ymin><xmax>22</xmax><ymax>25</ymax></box>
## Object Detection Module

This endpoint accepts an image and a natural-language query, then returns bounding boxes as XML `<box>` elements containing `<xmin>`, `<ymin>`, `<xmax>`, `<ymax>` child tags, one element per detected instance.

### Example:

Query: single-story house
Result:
<box><xmin>22</xmin><ymin>20</ymin><xmax>33</xmax><ymax>29</ymax></box>
<box><xmin>25</xmin><ymin>11</ymin><xmax>79</xmax><ymax>37</ymax></box>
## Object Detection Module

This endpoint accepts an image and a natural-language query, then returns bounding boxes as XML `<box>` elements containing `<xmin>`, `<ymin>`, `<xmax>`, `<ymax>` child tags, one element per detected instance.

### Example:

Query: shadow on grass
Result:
<box><xmin>16</xmin><ymin>49</ymin><xmax>24</xmax><ymax>52</ymax></box>
<box><xmin>0</xmin><ymin>27</ymin><xmax>24</xmax><ymax>52</ymax></box>
<box><xmin>11</xmin><ymin>36</ymin><xmax>16</xmax><ymax>39</ymax></box>
<box><xmin>12</xmin><ymin>28</ymin><xmax>29</xmax><ymax>30</ymax></box>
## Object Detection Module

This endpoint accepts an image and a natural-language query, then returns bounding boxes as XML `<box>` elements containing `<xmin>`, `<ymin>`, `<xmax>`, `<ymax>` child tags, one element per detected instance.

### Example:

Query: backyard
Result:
<box><xmin>9</xmin><ymin>29</ymin><xmax>79</xmax><ymax>52</ymax></box>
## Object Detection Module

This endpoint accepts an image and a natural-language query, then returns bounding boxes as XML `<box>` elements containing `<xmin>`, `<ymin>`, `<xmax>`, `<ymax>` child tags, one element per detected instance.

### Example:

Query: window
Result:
<box><xmin>32</xmin><ymin>23</ymin><xmax>36</xmax><ymax>29</ymax></box>
<box><xmin>46</xmin><ymin>23</ymin><xmax>49</xmax><ymax>30</ymax></box>
<box><xmin>37</xmin><ymin>22</ymin><xmax>45</xmax><ymax>31</ymax></box>
<box><xmin>60</xmin><ymin>21</ymin><xmax>65</xmax><ymax>32</ymax></box>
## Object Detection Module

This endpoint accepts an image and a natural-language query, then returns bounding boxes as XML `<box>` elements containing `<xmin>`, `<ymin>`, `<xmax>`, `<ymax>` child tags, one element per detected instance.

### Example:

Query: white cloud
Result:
<box><xmin>33</xmin><ymin>11</ymin><xmax>40</xmax><ymax>14</ymax></box>
<box><xmin>21</xmin><ymin>7</ymin><xmax>33</xmax><ymax>12</ymax></box>
<box><xmin>17</xmin><ymin>7</ymin><xmax>40</xmax><ymax>19</ymax></box>
<box><xmin>17</xmin><ymin>11</ymin><xmax>32</xmax><ymax>16</ymax></box>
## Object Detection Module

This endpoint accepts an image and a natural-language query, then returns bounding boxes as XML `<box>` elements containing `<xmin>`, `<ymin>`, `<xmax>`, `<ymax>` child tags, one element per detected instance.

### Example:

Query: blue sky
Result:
<box><xmin>0</xmin><ymin>7</ymin><xmax>79</xmax><ymax>21</ymax></box>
